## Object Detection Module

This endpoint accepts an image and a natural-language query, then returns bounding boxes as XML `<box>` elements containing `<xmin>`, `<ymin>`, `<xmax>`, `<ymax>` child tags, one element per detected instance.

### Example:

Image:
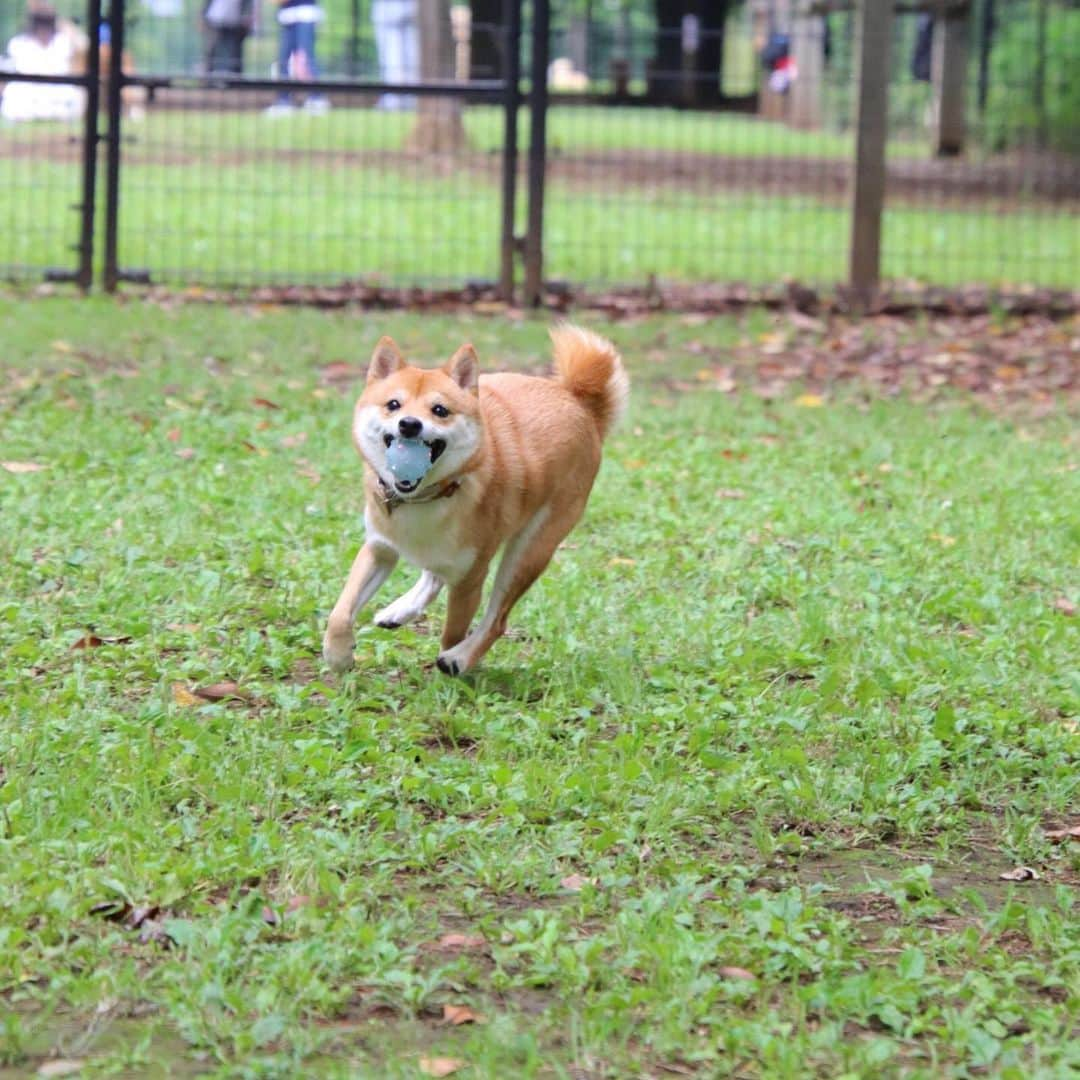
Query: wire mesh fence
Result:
<box><xmin>0</xmin><ymin>0</ymin><xmax>1076</xmax><ymax>297</ymax></box>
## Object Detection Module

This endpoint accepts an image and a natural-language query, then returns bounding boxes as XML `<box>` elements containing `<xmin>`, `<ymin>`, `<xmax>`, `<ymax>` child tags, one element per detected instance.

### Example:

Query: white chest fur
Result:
<box><xmin>364</xmin><ymin>504</ymin><xmax>476</xmax><ymax>585</ymax></box>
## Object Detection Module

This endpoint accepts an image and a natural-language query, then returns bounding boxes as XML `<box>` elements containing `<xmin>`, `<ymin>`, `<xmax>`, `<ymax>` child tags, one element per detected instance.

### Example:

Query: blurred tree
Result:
<box><xmin>407</xmin><ymin>0</ymin><xmax>467</xmax><ymax>150</ymax></box>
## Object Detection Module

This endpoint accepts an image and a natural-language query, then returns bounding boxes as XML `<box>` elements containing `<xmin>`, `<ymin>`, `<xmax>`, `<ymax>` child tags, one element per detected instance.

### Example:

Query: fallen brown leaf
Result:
<box><xmin>441</xmin><ymin>1004</ymin><xmax>486</xmax><ymax>1026</ymax></box>
<box><xmin>1044</xmin><ymin>826</ymin><xmax>1080</xmax><ymax>843</ymax></box>
<box><xmin>419</xmin><ymin>1059</ymin><xmax>466</xmax><ymax>1078</ymax></box>
<box><xmin>127</xmin><ymin>904</ymin><xmax>160</xmax><ymax>929</ymax></box>
<box><xmin>716</xmin><ymin>488</ymin><xmax>746</xmax><ymax>500</ymax></box>
<box><xmin>717</xmin><ymin>966</ymin><xmax>757</xmax><ymax>981</ymax></box>
<box><xmin>195</xmin><ymin>681</ymin><xmax>247</xmax><ymax>702</ymax></box>
<box><xmin>262</xmin><ymin>895</ymin><xmax>312</xmax><ymax>925</ymax></box>
<box><xmin>37</xmin><ymin>1061</ymin><xmax>85</xmax><ymax>1078</ymax></box>
<box><xmin>2</xmin><ymin>461</ymin><xmax>48</xmax><ymax>473</ymax></box>
<box><xmin>560</xmin><ymin>873</ymin><xmax>597</xmax><ymax>892</ymax></box>
<box><xmin>280</xmin><ymin>432</ymin><xmax>308</xmax><ymax>449</ymax></box>
<box><xmin>999</xmin><ymin>866</ymin><xmax>1040</xmax><ymax>882</ymax></box>
<box><xmin>434</xmin><ymin>933</ymin><xmax>486</xmax><ymax>951</ymax></box>
<box><xmin>252</xmin><ymin>397</ymin><xmax>280</xmax><ymax>410</ymax></box>
<box><xmin>1053</xmin><ymin>596</ymin><xmax>1077</xmax><ymax>616</ymax></box>
<box><xmin>70</xmin><ymin>633</ymin><xmax>132</xmax><ymax>650</ymax></box>
<box><xmin>166</xmin><ymin>622</ymin><xmax>201</xmax><ymax>633</ymax></box>
<box><xmin>171</xmin><ymin>683</ymin><xmax>202</xmax><ymax>707</ymax></box>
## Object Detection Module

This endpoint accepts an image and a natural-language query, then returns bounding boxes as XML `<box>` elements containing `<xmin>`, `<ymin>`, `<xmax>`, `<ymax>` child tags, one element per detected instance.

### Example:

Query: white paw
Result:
<box><xmin>374</xmin><ymin>598</ymin><xmax>420</xmax><ymax>629</ymax></box>
<box><xmin>436</xmin><ymin>640</ymin><xmax>474</xmax><ymax>677</ymax></box>
<box><xmin>322</xmin><ymin>630</ymin><xmax>355</xmax><ymax>672</ymax></box>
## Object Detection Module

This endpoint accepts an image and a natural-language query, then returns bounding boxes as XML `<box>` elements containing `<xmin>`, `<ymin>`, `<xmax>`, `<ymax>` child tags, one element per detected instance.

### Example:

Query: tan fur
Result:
<box><xmin>323</xmin><ymin>326</ymin><xmax>627</xmax><ymax>676</ymax></box>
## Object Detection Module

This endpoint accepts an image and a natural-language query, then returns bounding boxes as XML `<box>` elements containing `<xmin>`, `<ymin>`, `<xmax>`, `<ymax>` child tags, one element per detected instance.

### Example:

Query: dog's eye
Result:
<box><xmin>431</xmin><ymin>403</ymin><xmax>450</xmax><ymax>419</ymax></box>
<box><xmin>386</xmin><ymin>399</ymin><xmax>401</xmax><ymax>412</ymax></box>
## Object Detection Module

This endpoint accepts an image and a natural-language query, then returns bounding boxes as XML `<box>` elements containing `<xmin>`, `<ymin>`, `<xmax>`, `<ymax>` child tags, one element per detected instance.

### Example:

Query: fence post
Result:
<box><xmin>77</xmin><ymin>0</ymin><xmax>103</xmax><ymax>291</ymax></box>
<box><xmin>790</xmin><ymin>12</ymin><xmax>824</xmax><ymax>130</ymax></box>
<box><xmin>848</xmin><ymin>0</ymin><xmax>893</xmax><ymax>308</ymax></box>
<box><xmin>932</xmin><ymin>9</ymin><xmax>968</xmax><ymax>156</ymax></box>
<box><xmin>499</xmin><ymin>0</ymin><xmax>523</xmax><ymax>303</ymax></box>
<box><xmin>103</xmin><ymin>0</ymin><xmax>126</xmax><ymax>293</ymax></box>
<box><xmin>523</xmin><ymin>0</ymin><xmax>550</xmax><ymax>308</ymax></box>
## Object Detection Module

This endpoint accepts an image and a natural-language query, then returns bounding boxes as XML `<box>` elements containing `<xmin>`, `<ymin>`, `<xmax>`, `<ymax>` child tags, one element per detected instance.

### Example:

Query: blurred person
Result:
<box><xmin>1</xmin><ymin>1</ymin><xmax>85</xmax><ymax>122</ymax></box>
<box><xmin>266</xmin><ymin>0</ymin><xmax>329</xmax><ymax>114</ymax></box>
<box><xmin>372</xmin><ymin>0</ymin><xmax>417</xmax><ymax>111</ymax></box>
<box><xmin>203</xmin><ymin>0</ymin><xmax>254</xmax><ymax>75</ymax></box>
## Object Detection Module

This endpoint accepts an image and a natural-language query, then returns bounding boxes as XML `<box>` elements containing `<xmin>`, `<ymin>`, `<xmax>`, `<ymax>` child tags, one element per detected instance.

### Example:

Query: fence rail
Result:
<box><xmin>0</xmin><ymin>0</ymin><xmax>1076</xmax><ymax>303</ymax></box>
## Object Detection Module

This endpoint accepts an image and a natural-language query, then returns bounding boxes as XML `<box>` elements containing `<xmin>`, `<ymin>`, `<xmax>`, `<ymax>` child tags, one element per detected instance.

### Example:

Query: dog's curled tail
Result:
<box><xmin>550</xmin><ymin>324</ymin><xmax>629</xmax><ymax>439</ymax></box>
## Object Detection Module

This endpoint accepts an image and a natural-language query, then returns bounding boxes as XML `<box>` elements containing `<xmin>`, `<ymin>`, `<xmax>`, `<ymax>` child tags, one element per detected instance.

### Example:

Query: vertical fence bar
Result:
<box><xmin>103</xmin><ymin>0</ymin><xmax>126</xmax><ymax>293</ymax></box>
<box><xmin>499</xmin><ymin>0</ymin><xmax>523</xmax><ymax>302</ymax></box>
<box><xmin>523</xmin><ymin>0</ymin><xmax>550</xmax><ymax>307</ymax></box>
<box><xmin>848</xmin><ymin>0</ymin><xmax>893</xmax><ymax>308</ymax></box>
<box><xmin>77</xmin><ymin>0</ymin><xmax>103</xmax><ymax>290</ymax></box>
<box><xmin>977</xmin><ymin>0</ymin><xmax>995</xmax><ymax>114</ymax></box>
<box><xmin>932</xmin><ymin>9</ymin><xmax>969</xmax><ymax>156</ymax></box>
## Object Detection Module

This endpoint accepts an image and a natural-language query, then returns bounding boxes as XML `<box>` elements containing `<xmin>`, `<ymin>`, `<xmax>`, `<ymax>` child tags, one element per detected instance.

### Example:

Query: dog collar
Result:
<box><xmin>376</xmin><ymin>475</ymin><xmax>460</xmax><ymax>515</ymax></box>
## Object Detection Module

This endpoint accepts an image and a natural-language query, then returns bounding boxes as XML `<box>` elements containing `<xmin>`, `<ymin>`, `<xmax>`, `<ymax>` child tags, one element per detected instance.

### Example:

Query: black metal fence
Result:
<box><xmin>0</xmin><ymin>0</ymin><xmax>1076</xmax><ymax>302</ymax></box>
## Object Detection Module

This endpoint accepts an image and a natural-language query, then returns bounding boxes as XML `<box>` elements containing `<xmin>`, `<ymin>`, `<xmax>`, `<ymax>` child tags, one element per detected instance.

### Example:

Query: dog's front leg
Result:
<box><xmin>435</xmin><ymin>570</ymin><xmax>487</xmax><ymax>674</ymax></box>
<box><xmin>323</xmin><ymin>541</ymin><xmax>398</xmax><ymax>671</ymax></box>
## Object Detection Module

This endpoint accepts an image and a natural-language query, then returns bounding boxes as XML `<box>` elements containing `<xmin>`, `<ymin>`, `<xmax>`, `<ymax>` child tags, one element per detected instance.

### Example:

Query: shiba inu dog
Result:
<box><xmin>323</xmin><ymin>325</ymin><xmax>628</xmax><ymax>676</ymax></box>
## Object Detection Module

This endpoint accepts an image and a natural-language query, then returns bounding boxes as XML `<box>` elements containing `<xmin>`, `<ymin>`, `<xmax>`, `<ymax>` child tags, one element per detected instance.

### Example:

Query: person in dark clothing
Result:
<box><xmin>203</xmin><ymin>0</ymin><xmax>253</xmax><ymax>75</ymax></box>
<box><xmin>912</xmin><ymin>14</ymin><xmax>933</xmax><ymax>82</ymax></box>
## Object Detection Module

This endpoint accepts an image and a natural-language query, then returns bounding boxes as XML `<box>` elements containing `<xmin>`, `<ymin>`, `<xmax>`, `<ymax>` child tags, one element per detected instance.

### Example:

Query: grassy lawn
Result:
<box><xmin>4</xmin><ymin>106</ymin><xmax>1076</xmax><ymax>291</ymax></box>
<box><xmin>1</xmin><ymin>159</ymin><xmax>1075</xmax><ymax>291</ymax></box>
<box><xmin>0</xmin><ymin>106</ymin><xmax>923</xmax><ymax>159</ymax></box>
<box><xmin>1</xmin><ymin>297</ymin><xmax>1078</xmax><ymax>1077</ymax></box>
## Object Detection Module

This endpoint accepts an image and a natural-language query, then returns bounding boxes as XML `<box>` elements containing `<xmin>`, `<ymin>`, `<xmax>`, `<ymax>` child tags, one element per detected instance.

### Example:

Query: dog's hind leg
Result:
<box><xmin>374</xmin><ymin>570</ymin><xmax>443</xmax><ymax>629</ymax></box>
<box><xmin>323</xmin><ymin>541</ymin><xmax>398</xmax><ymax>671</ymax></box>
<box><xmin>437</xmin><ymin>505</ymin><xmax>576</xmax><ymax>676</ymax></box>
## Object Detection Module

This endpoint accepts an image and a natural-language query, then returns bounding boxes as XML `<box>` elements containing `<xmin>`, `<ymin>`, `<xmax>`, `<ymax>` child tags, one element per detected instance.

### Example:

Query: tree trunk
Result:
<box><xmin>407</xmin><ymin>0</ymin><xmax>467</xmax><ymax>153</ymax></box>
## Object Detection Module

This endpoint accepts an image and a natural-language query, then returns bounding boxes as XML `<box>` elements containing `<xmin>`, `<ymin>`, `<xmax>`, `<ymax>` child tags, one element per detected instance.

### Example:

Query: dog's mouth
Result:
<box><xmin>382</xmin><ymin>432</ymin><xmax>447</xmax><ymax>464</ymax></box>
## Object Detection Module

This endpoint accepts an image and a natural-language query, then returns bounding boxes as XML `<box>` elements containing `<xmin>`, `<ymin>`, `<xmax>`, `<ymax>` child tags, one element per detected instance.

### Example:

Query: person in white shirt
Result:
<box><xmin>372</xmin><ymin>0</ymin><xmax>418</xmax><ymax>111</ymax></box>
<box><xmin>1</xmin><ymin>2</ymin><xmax>85</xmax><ymax>122</ymax></box>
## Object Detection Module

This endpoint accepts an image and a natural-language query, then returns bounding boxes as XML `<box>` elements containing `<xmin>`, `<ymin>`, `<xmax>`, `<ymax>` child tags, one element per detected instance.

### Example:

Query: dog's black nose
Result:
<box><xmin>398</xmin><ymin>416</ymin><xmax>422</xmax><ymax>438</ymax></box>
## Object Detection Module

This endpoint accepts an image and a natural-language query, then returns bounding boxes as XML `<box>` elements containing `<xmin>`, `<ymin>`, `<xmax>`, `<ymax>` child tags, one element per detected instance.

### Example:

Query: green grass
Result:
<box><xmin>1</xmin><ymin>298</ymin><xmax>1078</xmax><ymax>1077</ymax></box>
<box><xmin>5</xmin><ymin>106</ymin><xmax>1076</xmax><ymax>290</ymax></box>
<box><xmin>1</xmin><ymin>105</ymin><xmax>920</xmax><ymax>159</ymax></box>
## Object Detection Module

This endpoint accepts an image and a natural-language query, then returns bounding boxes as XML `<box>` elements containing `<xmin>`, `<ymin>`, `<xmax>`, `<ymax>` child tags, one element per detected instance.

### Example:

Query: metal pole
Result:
<box><xmin>523</xmin><ymin>0</ymin><xmax>550</xmax><ymax>308</ymax></box>
<box><xmin>977</xmin><ymin>0</ymin><xmax>994</xmax><ymax>114</ymax></box>
<box><xmin>498</xmin><ymin>0</ymin><xmax>523</xmax><ymax>302</ymax></box>
<box><xmin>78</xmin><ymin>0</ymin><xmax>103</xmax><ymax>290</ymax></box>
<box><xmin>103</xmin><ymin>0</ymin><xmax>126</xmax><ymax>293</ymax></box>
<box><xmin>847</xmin><ymin>0</ymin><xmax>893</xmax><ymax>308</ymax></box>
<box><xmin>350</xmin><ymin>0</ymin><xmax>360</xmax><ymax>78</ymax></box>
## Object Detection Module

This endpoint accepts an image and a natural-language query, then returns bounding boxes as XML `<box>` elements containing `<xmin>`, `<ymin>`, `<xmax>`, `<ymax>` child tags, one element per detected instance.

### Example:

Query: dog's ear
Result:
<box><xmin>446</xmin><ymin>344</ymin><xmax>479</xmax><ymax>395</ymax></box>
<box><xmin>368</xmin><ymin>337</ymin><xmax>405</xmax><ymax>383</ymax></box>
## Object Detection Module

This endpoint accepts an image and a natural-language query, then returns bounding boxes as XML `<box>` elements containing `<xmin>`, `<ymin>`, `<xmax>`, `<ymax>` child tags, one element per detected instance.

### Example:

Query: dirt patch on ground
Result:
<box><xmin>2</xmin><ymin>126</ymin><xmax>1076</xmax><ymax>204</ymax></box>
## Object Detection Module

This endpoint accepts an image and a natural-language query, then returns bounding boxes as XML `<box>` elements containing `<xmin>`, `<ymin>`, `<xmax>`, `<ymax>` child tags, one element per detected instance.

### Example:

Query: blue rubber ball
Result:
<box><xmin>385</xmin><ymin>437</ymin><xmax>433</xmax><ymax>485</ymax></box>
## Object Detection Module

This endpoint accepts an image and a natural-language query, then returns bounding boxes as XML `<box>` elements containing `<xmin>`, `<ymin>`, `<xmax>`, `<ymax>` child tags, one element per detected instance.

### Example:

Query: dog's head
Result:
<box><xmin>353</xmin><ymin>337</ymin><xmax>483</xmax><ymax>498</ymax></box>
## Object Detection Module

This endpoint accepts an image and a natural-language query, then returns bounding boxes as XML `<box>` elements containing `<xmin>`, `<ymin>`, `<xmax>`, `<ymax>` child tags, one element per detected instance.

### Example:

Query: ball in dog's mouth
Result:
<box><xmin>383</xmin><ymin>435</ymin><xmax>448</xmax><ymax>493</ymax></box>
